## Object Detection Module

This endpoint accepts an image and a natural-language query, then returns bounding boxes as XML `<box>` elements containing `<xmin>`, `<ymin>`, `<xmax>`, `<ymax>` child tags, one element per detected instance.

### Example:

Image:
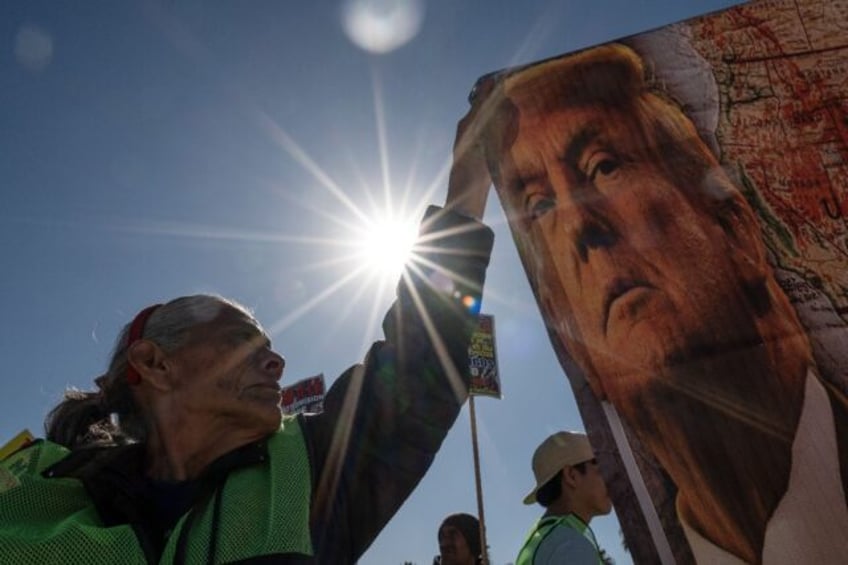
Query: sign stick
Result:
<box><xmin>468</xmin><ymin>395</ymin><xmax>489</xmax><ymax>565</ymax></box>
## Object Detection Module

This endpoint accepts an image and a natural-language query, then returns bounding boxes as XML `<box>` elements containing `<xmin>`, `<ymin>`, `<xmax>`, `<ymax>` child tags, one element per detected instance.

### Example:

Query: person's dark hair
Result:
<box><xmin>536</xmin><ymin>459</ymin><xmax>596</xmax><ymax>507</ymax></box>
<box><xmin>438</xmin><ymin>513</ymin><xmax>482</xmax><ymax>564</ymax></box>
<box><xmin>44</xmin><ymin>294</ymin><xmax>253</xmax><ymax>449</ymax></box>
<box><xmin>536</xmin><ymin>469</ymin><xmax>563</xmax><ymax>507</ymax></box>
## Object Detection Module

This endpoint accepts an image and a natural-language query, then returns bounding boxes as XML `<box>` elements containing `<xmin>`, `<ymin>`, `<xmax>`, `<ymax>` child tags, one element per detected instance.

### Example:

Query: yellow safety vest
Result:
<box><xmin>0</xmin><ymin>418</ymin><xmax>313</xmax><ymax>564</ymax></box>
<box><xmin>515</xmin><ymin>513</ymin><xmax>602</xmax><ymax>565</ymax></box>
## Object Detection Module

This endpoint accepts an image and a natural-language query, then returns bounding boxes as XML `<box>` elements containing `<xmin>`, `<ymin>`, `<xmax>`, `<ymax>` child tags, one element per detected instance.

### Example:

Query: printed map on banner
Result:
<box><xmin>281</xmin><ymin>374</ymin><xmax>326</xmax><ymax>416</ymax></box>
<box><xmin>468</xmin><ymin>314</ymin><xmax>501</xmax><ymax>398</ymax></box>
<box><xmin>688</xmin><ymin>1</ymin><xmax>848</xmax><ymax>384</ymax></box>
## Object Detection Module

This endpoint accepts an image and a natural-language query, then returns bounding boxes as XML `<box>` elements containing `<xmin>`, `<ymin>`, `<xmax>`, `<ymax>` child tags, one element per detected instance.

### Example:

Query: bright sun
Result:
<box><xmin>356</xmin><ymin>216</ymin><xmax>419</xmax><ymax>280</ymax></box>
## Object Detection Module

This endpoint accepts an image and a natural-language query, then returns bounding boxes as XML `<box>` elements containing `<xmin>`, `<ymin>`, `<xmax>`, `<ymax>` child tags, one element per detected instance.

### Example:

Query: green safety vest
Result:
<box><xmin>516</xmin><ymin>513</ymin><xmax>602</xmax><ymax>565</ymax></box>
<box><xmin>0</xmin><ymin>418</ymin><xmax>313</xmax><ymax>564</ymax></box>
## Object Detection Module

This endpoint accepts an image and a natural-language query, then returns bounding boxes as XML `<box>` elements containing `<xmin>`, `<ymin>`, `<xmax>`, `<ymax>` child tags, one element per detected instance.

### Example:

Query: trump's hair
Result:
<box><xmin>482</xmin><ymin>43</ymin><xmax>744</xmax><ymax>227</ymax></box>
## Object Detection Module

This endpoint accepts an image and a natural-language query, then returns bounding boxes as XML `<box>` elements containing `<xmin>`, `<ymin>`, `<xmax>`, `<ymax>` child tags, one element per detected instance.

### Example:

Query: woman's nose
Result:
<box><xmin>261</xmin><ymin>349</ymin><xmax>285</xmax><ymax>379</ymax></box>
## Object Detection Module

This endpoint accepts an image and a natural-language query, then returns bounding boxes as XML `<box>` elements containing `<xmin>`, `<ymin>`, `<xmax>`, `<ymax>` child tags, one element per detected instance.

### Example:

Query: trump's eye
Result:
<box><xmin>526</xmin><ymin>194</ymin><xmax>556</xmax><ymax>220</ymax></box>
<box><xmin>585</xmin><ymin>151</ymin><xmax>620</xmax><ymax>182</ymax></box>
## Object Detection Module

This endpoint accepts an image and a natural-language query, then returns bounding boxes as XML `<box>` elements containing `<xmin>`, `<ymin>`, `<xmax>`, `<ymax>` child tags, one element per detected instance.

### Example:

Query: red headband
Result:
<box><xmin>125</xmin><ymin>304</ymin><xmax>162</xmax><ymax>385</ymax></box>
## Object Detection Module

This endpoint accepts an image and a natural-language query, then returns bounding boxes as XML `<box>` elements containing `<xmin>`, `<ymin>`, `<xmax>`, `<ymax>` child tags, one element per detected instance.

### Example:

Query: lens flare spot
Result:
<box><xmin>341</xmin><ymin>0</ymin><xmax>424</xmax><ymax>54</ymax></box>
<box><xmin>15</xmin><ymin>25</ymin><xmax>53</xmax><ymax>72</ymax></box>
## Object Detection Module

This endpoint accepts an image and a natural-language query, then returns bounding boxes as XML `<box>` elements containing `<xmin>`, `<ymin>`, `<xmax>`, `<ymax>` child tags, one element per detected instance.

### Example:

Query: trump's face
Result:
<box><xmin>489</xmin><ymin>87</ymin><xmax>761</xmax><ymax>407</ymax></box>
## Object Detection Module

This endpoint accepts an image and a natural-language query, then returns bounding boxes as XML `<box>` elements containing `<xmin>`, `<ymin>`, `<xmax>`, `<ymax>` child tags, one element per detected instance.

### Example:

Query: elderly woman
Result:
<box><xmin>0</xmin><ymin>114</ymin><xmax>494</xmax><ymax>563</ymax></box>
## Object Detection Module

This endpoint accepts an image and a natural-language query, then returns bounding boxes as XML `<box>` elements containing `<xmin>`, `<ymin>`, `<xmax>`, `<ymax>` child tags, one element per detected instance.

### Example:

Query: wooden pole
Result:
<box><xmin>468</xmin><ymin>395</ymin><xmax>489</xmax><ymax>565</ymax></box>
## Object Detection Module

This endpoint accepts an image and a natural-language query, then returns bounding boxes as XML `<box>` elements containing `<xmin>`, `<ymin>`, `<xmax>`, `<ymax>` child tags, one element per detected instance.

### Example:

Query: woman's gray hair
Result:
<box><xmin>44</xmin><ymin>294</ymin><xmax>253</xmax><ymax>449</ymax></box>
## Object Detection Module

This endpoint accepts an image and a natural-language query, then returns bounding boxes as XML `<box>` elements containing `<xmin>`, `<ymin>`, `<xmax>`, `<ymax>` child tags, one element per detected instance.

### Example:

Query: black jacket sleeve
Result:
<box><xmin>302</xmin><ymin>205</ymin><xmax>494</xmax><ymax>563</ymax></box>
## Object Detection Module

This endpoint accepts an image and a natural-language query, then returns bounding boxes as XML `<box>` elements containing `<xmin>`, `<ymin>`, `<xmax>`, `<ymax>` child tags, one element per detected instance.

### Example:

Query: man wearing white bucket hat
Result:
<box><xmin>516</xmin><ymin>431</ymin><xmax>612</xmax><ymax>564</ymax></box>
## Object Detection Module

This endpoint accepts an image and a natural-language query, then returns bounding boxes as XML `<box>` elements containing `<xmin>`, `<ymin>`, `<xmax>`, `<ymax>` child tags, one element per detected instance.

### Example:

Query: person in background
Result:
<box><xmin>435</xmin><ymin>512</ymin><xmax>483</xmax><ymax>565</ymax></box>
<box><xmin>516</xmin><ymin>431</ymin><xmax>612</xmax><ymax>564</ymax></box>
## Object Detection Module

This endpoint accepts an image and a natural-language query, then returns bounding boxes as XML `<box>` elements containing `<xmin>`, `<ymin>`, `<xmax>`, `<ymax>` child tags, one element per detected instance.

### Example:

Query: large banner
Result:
<box><xmin>470</xmin><ymin>0</ymin><xmax>848</xmax><ymax>562</ymax></box>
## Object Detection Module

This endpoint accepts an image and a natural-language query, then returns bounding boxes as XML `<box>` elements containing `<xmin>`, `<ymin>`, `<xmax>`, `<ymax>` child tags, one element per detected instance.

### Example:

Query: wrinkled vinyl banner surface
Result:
<box><xmin>471</xmin><ymin>0</ymin><xmax>848</xmax><ymax>562</ymax></box>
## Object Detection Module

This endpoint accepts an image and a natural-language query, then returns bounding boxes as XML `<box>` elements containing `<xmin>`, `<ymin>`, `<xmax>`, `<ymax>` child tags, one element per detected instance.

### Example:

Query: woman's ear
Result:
<box><xmin>127</xmin><ymin>340</ymin><xmax>171</xmax><ymax>392</ymax></box>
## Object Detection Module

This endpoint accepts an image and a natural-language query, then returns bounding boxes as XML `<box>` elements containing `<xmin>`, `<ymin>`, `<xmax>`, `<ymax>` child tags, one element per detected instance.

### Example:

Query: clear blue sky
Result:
<box><xmin>1</xmin><ymin>1</ymin><xmax>740</xmax><ymax>563</ymax></box>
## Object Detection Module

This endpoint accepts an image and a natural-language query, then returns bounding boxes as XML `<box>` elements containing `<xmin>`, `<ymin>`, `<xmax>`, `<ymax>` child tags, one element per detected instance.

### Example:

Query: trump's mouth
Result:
<box><xmin>603</xmin><ymin>277</ymin><xmax>653</xmax><ymax>334</ymax></box>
